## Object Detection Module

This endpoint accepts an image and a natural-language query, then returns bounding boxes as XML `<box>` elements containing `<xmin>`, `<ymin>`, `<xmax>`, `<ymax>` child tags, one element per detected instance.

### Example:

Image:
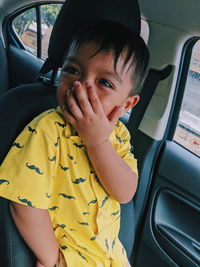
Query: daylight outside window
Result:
<box><xmin>13</xmin><ymin>8</ymin><xmax>37</xmax><ymax>55</ymax></box>
<box><xmin>174</xmin><ymin>40</ymin><xmax>200</xmax><ymax>157</ymax></box>
<box><xmin>12</xmin><ymin>4</ymin><xmax>62</xmax><ymax>58</ymax></box>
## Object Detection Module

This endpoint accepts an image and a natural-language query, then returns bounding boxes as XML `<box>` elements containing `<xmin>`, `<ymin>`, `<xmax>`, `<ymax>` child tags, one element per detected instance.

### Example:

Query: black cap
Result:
<box><xmin>41</xmin><ymin>0</ymin><xmax>141</xmax><ymax>74</ymax></box>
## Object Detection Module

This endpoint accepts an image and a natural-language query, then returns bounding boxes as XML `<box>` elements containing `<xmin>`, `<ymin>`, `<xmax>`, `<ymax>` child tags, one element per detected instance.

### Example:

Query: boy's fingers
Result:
<box><xmin>62</xmin><ymin>105</ymin><xmax>76</xmax><ymax>125</ymax></box>
<box><xmin>66</xmin><ymin>91</ymin><xmax>83</xmax><ymax>119</ymax></box>
<box><xmin>109</xmin><ymin>106</ymin><xmax>125</xmax><ymax>126</ymax></box>
<box><xmin>86</xmin><ymin>83</ymin><xmax>104</xmax><ymax>114</ymax></box>
<box><xmin>74</xmin><ymin>81</ymin><xmax>93</xmax><ymax>115</ymax></box>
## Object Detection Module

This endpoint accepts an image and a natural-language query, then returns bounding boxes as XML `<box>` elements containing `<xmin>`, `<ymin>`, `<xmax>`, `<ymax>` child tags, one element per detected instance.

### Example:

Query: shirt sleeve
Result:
<box><xmin>115</xmin><ymin>122</ymin><xmax>138</xmax><ymax>176</ymax></box>
<box><xmin>0</xmin><ymin>123</ymin><xmax>56</xmax><ymax>209</ymax></box>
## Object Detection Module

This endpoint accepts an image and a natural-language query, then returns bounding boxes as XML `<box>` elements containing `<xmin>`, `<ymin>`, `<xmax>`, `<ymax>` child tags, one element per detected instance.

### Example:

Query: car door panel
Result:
<box><xmin>158</xmin><ymin>141</ymin><xmax>200</xmax><ymax>198</ymax></box>
<box><xmin>135</xmin><ymin>140</ymin><xmax>200</xmax><ymax>267</ymax></box>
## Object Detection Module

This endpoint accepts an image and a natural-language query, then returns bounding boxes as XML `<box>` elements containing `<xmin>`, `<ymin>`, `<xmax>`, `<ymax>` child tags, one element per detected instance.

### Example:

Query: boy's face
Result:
<box><xmin>57</xmin><ymin>42</ymin><xmax>139</xmax><ymax>118</ymax></box>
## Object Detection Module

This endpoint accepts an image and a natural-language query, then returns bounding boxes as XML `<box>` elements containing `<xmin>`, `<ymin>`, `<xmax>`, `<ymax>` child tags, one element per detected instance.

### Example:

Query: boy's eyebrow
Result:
<box><xmin>103</xmin><ymin>70</ymin><xmax>122</xmax><ymax>84</ymax></box>
<box><xmin>64</xmin><ymin>56</ymin><xmax>122</xmax><ymax>84</ymax></box>
<box><xmin>64</xmin><ymin>56</ymin><xmax>81</xmax><ymax>65</ymax></box>
<box><xmin>65</xmin><ymin>56</ymin><xmax>81</xmax><ymax>65</ymax></box>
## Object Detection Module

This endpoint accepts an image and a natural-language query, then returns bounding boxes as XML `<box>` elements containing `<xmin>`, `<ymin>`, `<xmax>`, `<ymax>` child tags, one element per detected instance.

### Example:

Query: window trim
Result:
<box><xmin>4</xmin><ymin>1</ymin><xmax>63</xmax><ymax>58</ymax></box>
<box><xmin>36</xmin><ymin>5</ymin><xmax>42</xmax><ymax>58</ymax></box>
<box><xmin>162</xmin><ymin>37</ymin><xmax>200</xmax><ymax>157</ymax></box>
<box><xmin>164</xmin><ymin>37</ymin><xmax>200</xmax><ymax>141</ymax></box>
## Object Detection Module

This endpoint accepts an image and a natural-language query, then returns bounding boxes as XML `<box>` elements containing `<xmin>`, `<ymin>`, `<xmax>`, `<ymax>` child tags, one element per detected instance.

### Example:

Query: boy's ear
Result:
<box><xmin>122</xmin><ymin>94</ymin><xmax>140</xmax><ymax>112</ymax></box>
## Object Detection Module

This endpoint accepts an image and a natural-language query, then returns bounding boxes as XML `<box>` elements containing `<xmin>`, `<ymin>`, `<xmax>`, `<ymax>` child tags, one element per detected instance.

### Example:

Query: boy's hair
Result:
<box><xmin>65</xmin><ymin>20</ymin><xmax>149</xmax><ymax>95</ymax></box>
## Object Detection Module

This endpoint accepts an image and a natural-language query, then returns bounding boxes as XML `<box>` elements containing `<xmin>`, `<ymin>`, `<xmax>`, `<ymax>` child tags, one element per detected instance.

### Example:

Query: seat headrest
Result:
<box><xmin>41</xmin><ymin>0</ymin><xmax>141</xmax><ymax>74</ymax></box>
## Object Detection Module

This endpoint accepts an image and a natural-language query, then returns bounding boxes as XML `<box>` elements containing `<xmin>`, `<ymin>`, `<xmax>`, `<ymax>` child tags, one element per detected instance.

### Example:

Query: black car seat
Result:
<box><xmin>0</xmin><ymin>0</ymin><xmax>141</xmax><ymax>266</ymax></box>
<box><xmin>0</xmin><ymin>38</ymin><xmax>10</xmax><ymax>94</ymax></box>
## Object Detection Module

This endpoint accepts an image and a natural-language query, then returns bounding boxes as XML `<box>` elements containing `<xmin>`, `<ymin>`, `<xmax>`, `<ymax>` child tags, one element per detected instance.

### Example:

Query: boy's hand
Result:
<box><xmin>62</xmin><ymin>81</ymin><xmax>124</xmax><ymax>147</ymax></box>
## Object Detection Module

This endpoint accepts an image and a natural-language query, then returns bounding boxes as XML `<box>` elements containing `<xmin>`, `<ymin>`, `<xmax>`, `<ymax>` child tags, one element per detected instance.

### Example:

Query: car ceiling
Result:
<box><xmin>140</xmin><ymin>0</ymin><xmax>200</xmax><ymax>35</ymax></box>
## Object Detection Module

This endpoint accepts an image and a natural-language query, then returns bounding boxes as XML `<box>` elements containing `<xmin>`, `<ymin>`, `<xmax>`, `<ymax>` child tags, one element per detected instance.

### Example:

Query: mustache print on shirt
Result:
<box><xmin>77</xmin><ymin>221</ymin><xmax>89</xmax><ymax>226</ymax></box>
<box><xmin>46</xmin><ymin>193</ymin><xmax>51</xmax><ymax>198</ymax></box>
<box><xmin>18</xmin><ymin>196</ymin><xmax>35</xmax><ymax>207</ymax></box>
<box><xmin>58</xmin><ymin>193</ymin><xmax>76</xmax><ymax>200</ymax></box>
<box><xmin>68</xmin><ymin>154</ymin><xmax>76</xmax><ymax>164</ymax></box>
<box><xmin>55</xmin><ymin>121</ymin><xmax>66</xmax><ymax>128</ymax></box>
<box><xmin>60</xmin><ymin>245</ymin><xmax>69</xmax><ymax>251</ymax></box>
<box><xmin>105</xmin><ymin>238</ymin><xmax>109</xmax><ymax>251</ymax></box>
<box><xmin>88</xmin><ymin>199</ymin><xmax>97</xmax><ymax>206</ymax></box>
<box><xmin>49</xmin><ymin>206</ymin><xmax>59</xmax><ymax>211</ymax></box>
<box><xmin>12</xmin><ymin>142</ymin><xmax>24</xmax><ymax>149</ymax></box>
<box><xmin>76</xmin><ymin>250</ymin><xmax>88</xmax><ymax>262</ymax></box>
<box><xmin>60</xmin><ymin>164</ymin><xmax>69</xmax><ymax>171</ymax></box>
<box><xmin>26</xmin><ymin>163</ymin><xmax>44</xmax><ymax>175</ymax></box>
<box><xmin>72</xmin><ymin>178</ymin><xmax>86</xmax><ymax>184</ymax></box>
<box><xmin>0</xmin><ymin>179</ymin><xmax>9</xmax><ymax>185</ymax></box>
<box><xmin>28</xmin><ymin>126</ymin><xmax>37</xmax><ymax>134</ymax></box>
<box><xmin>48</xmin><ymin>156</ymin><xmax>56</xmax><ymax>162</ymax></box>
<box><xmin>73</xmin><ymin>143</ymin><xmax>85</xmax><ymax>149</ymax></box>
<box><xmin>111</xmin><ymin>210</ymin><xmax>120</xmax><ymax>216</ymax></box>
<box><xmin>54</xmin><ymin>137</ymin><xmax>60</xmax><ymax>147</ymax></box>
<box><xmin>100</xmin><ymin>196</ymin><xmax>109</xmax><ymax>208</ymax></box>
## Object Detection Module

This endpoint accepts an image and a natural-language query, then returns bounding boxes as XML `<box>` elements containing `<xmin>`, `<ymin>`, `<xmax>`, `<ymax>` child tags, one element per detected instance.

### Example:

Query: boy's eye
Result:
<box><xmin>64</xmin><ymin>66</ymin><xmax>80</xmax><ymax>76</ymax></box>
<box><xmin>98</xmin><ymin>79</ymin><xmax>113</xmax><ymax>88</ymax></box>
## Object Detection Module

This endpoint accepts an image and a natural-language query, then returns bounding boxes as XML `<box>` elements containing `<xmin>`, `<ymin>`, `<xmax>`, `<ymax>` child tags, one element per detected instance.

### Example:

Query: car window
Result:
<box><xmin>173</xmin><ymin>40</ymin><xmax>200</xmax><ymax>157</ymax></box>
<box><xmin>12</xmin><ymin>3</ymin><xmax>62</xmax><ymax>59</ymax></box>
<box><xmin>13</xmin><ymin>8</ymin><xmax>37</xmax><ymax>55</ymax></box>
<box><xmin>40</xmin><ymin>4</ymin><xmax>62</xmax><ymax>59</ymax></box>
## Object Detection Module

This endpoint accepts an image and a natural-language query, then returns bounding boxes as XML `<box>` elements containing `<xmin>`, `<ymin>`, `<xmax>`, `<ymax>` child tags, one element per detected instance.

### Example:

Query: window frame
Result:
<box><xmin>4</xmin><ymin>1</ymin><xmax>63</xmax><ymax>59</ymax></box>
<box><xmin>166</xmin><ymin>37</ymin><xmax>200</xmax><ymax>156</ymax></box>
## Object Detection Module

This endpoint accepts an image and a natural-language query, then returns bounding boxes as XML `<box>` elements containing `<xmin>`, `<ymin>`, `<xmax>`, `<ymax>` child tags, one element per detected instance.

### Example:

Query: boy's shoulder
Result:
<box><xmin>28</xmin><ymin>106</ymin><xmax>66</xmax><ymax>137</ymax></box>
<box><xmin>111</xmin><ymin>120</ymin><xmax>131</xmax><ymax>144</ymax></box>
<box><xmin>115</xmin><ymin>120</ymin><xmax>130</xmax><ymax>135</ymax></box>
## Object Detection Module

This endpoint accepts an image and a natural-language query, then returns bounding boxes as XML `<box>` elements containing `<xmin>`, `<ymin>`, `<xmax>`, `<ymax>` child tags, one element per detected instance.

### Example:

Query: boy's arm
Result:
<box><xmin>10</xmin><ymin>202</ymin><xmax>59</xmax><ymax>267</ymax></box>
<box><xmin>63</xmin><ymin>81</ymin><xmax>138</xmax><ymax>203</ymax></box>
<box><xmin>87</xmin><ymin>140</ymin><xmax>138</xmax><ymax>203</ymax></box>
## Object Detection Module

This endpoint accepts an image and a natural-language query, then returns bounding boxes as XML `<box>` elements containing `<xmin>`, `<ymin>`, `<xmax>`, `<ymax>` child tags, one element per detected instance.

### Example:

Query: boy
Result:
<box><xmin>0</xmin><ymin>21</ymin><xmax>149</xmax><ymax>266</ymax></box>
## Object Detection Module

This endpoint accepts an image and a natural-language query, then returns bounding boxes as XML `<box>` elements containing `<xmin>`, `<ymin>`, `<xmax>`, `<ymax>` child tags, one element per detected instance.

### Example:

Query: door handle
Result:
<box><xmin>192</xmin><ymin>241</ymin><xmax>200</xmax><ymax>254</ymax></box>
<box><xmin>157</xmin><ymin>224</ymin><xmax>200</xmax><ymax>265</ymax></box>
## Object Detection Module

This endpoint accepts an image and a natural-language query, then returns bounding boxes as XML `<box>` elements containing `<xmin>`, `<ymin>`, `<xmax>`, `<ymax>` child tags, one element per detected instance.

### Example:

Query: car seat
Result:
<box><xmin>0</xmin><ymin>0</ymin><xmax>141</xmax><ymax>266</ymax></box>
<box><xmin>0</xmin><ymin>38</ymin><xmax>10</xmax><ymax>94</ymax></box>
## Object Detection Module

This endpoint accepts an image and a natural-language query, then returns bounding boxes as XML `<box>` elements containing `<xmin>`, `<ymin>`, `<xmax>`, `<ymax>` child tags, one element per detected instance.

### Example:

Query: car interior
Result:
<box><xmin>0</xmin><ymin>0</ymin><xmax>199</xmax><ymax>266</ymax></box>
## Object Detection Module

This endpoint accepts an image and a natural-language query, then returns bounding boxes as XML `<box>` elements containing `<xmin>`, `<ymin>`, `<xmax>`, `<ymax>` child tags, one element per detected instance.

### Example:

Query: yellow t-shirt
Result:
<box><xmin>0</xmin><ymin>107</ymin><xmax>138</xmax><ymax>267</ymax></box>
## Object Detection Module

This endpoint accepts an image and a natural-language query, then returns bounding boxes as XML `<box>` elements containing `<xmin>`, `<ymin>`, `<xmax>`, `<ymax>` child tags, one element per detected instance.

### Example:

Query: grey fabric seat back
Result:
<box><xmin>0</xmin><ymin>38</ymin><xmax>9</xmax><ymax>93</ymax></box>
<box><xmin>0</xmin><ymin>83</ymin><xmax>57</xmax><ymax>267</ymax></box>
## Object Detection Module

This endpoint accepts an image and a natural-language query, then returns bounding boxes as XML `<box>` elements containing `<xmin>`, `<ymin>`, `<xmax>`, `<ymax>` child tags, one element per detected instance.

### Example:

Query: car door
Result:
<box><xmin>130</xmin><ymin>35</ymin><xmax>200</xmax><ymax>266</ymax></box>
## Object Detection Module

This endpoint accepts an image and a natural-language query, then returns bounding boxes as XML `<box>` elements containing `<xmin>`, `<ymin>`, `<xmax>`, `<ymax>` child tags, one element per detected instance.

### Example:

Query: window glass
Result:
<box><xmin>12</xmin><ymin>4</ymin><xmax>62</xmax><ymax>58</ymax></box>
<box><xmin>13</xmin><ymin>8</ymin><xmax>37</xmax><ymax>55</ymax></box>
<box><xmin>174</xmin><ymin>40</ymin><xmax>200</xmax><ymax>157</ymax></box>
<box><xmin>40</xmin><ymin>4</ymin><xmax>62</xmax><ymax>59</ymax></box>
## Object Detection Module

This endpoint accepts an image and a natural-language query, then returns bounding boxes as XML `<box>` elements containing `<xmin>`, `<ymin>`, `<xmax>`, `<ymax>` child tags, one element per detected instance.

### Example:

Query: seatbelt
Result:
<box><xmin>127</xmin><ymin>65</ymin><xmax>173</xmax><ymax>138</ymax></box>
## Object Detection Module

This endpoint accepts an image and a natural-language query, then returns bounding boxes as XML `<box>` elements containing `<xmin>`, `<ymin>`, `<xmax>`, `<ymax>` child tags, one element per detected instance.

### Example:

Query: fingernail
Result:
<box><xmin>86</xmin><ymin>83</ymin><xmax>92</xmax><ymax>89</ymax></box>
<box><xmin>74</xmin><ymin>81</ymin><xmax>79</xmax><ymax>86</ymax></box>
<box><xmin>62</xmin><ymin>105</ymin><xmax>66</xmax><ymax>112</ymax></box>
<box><xmin>119</xmin><ymin>107</ymin><xmax>125</xmax><ymax>113</ymax></box>
<box><xmin>66</xmin><ymin>90</ymin><xmax>71</xmax><ymax>96</ymax></box>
